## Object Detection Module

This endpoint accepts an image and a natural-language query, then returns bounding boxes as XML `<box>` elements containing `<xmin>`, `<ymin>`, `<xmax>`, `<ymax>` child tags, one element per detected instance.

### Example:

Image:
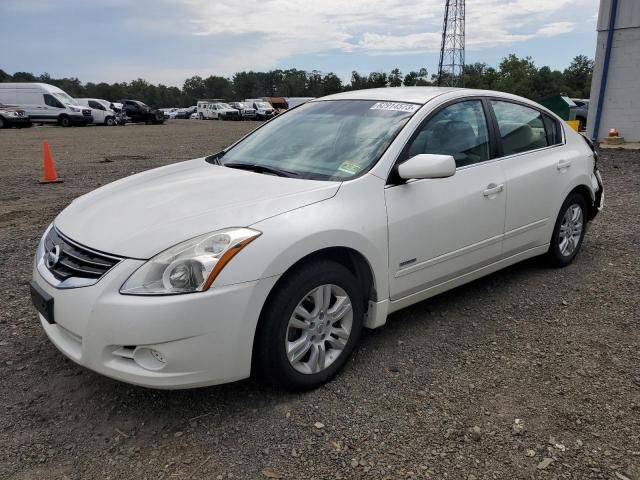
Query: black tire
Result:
<box><xmin>105</xmin><ymin>117</ymin><xmax>115</xmax><ymax>126</ymax></box>
<box><xmin>59</xmin><ymin>115</ymin><xmax>72</xmax><ymax>127</ymax></box>
<box><xmin>547</xmin><ymin>192</ymin><xmax>588</xmax><ymax>267</ymax></box>
<box><xmin>0</xmin><ymin>117</ymin><xmax>5</xmax><ymax>129</ymax></box>
<box><xmin>254</xmin><ymin>260</ymin><xmax>364</xmax><ymax>391</ymax></box>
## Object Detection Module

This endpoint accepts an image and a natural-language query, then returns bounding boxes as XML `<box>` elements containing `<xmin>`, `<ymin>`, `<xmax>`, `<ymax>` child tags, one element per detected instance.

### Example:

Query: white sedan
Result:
<box><xmin>31</xmin><ymin>87</ymin><xmax>603</xmax><ymax>390</ymax></box>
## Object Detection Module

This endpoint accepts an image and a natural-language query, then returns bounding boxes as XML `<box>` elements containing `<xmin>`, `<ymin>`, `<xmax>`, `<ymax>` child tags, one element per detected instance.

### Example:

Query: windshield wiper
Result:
<box><xmin>223</xmin><ymin>162</ymin><xmax>300</xmax><ymax>178</ymax></box>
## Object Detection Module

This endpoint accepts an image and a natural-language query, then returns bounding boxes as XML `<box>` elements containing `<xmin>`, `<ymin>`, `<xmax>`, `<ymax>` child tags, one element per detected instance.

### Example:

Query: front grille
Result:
<box><xmin>44</xmin><ymin>228</ymin><xmax>122</xmax><ymax>282</ymax></box>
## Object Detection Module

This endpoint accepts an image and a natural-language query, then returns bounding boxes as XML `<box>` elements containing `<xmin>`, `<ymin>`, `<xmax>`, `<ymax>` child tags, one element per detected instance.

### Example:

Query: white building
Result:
<box><xmin>587</xmin><ymin>0</ymin><xmax>640</xmax><ymax>142</ymax></box>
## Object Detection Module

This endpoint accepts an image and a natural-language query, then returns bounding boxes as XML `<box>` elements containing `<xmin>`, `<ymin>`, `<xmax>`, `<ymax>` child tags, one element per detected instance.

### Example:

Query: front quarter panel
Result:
<box><xmin>212</xmin><ymin>174</ymin><xmax>389</xmax><ymax>302</ymax></box>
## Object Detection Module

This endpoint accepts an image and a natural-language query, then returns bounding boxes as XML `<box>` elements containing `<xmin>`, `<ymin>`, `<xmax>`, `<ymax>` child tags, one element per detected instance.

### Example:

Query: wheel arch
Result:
<box><xmin>255</xmin><ymin>244</ymin><xmax>379</xmax><ymax>323</ymax></box>
<box><xmin>250</xmin><ymin>245</ymin><xmax>377</xmax><ymax>376</ymax></box>
<box><xmin>567</xmin><ymin>184</ymin><xmax>595</xmax><ymax>220</ymax></box>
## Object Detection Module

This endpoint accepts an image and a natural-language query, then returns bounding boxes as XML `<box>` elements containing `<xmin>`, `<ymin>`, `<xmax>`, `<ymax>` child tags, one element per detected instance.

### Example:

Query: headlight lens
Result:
<box><xmin>120</xmin><ymin>228</ymin><xmax>260</xmax><ymax>295</ymax></box>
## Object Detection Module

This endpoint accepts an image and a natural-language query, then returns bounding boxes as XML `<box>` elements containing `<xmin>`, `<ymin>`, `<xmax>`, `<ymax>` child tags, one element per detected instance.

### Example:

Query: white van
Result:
<box><xmin>76</xmin><ymin>98</ymin><xmax>116</xmax><ymax>126</ymax></box>
<box><xmin>0</xmin><ymin>83</ymin><xmax>92</xmax><ymax>126</ymax></box>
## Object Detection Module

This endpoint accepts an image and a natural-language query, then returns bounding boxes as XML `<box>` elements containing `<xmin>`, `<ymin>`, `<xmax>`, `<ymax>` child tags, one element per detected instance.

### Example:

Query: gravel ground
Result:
<box><xmin>0</xmin><ymin>121</ymin><xmax>638</xmax><ymax>480</ymax></box>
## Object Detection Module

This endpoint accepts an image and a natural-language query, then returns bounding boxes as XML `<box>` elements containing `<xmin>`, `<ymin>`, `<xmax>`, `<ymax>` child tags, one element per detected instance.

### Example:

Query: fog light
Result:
<box><xmin>133</xmin><ymin>347</ymin><xmax>167</xmax><ymax>371</ymax></box>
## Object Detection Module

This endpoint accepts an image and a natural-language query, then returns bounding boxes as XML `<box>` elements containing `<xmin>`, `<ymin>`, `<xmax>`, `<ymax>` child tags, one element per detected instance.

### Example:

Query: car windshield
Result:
<box><xmin>54</xmin><ymin>92</ymin><xmax>79</xmax><ymax>106</ymax></box>
<box><xmin>255</xmin><ymin>102</ymin><xmax>271</xmax><ymax>109</ymax></box>
<box><xmin>221</xmin><ymin>100</ymin><xmax>418</xmax><ymax>181</ymax></box>
<box><xmin>218</xmin><ymin>103</ymin><xmax>232</xmax><ymax>109</ymax></box>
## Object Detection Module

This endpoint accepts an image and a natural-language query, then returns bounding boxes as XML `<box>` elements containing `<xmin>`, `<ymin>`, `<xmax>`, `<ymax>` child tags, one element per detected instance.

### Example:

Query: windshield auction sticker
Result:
<box><xmin>370</xmin><ymin>102</ymin><xmax>420</xmax><ymax>113</ymax></box>
<box><xmin>338</xmin><ymin>161</ymin><xmax>363</xmax><ymax>175</ymax></box>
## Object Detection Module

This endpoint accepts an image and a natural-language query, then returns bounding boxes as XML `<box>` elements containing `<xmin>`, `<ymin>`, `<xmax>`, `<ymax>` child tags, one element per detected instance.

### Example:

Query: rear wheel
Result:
<box><xmin>547</xmin><ymin>193</ymin><xmax>587</xmax><ymax>267</ymax></box>
<box><xmin>254</xmin><ymin>261</ymin><xmax>363</xmax><ymax>390</ymax></box>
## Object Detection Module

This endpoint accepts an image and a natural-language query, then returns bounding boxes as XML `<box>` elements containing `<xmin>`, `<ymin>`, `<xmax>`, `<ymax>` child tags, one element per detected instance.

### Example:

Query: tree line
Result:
<box><xmin>0</xmin><ymin>54</ymin><xmax>593</xmax><ymax>108</ymax></box>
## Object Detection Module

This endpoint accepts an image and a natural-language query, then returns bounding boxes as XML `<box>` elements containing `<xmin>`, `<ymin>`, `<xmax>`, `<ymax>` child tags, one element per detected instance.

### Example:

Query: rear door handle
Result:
<box><xmin>557</xmin><ymin>160</ymin><xmax>572</xmax><ymax>170</ymax></box>
<box><xmin>483</xmin><ymin>183</ymin><xmax>504</xmax><ymax>197</ymax></box>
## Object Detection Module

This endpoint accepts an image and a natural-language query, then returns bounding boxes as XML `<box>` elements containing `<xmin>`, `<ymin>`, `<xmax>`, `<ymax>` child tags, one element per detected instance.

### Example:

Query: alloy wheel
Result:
<box><xmin>285</xmin><ymin>284</ymin><xmax>353</xmax><ymax>374</ymax></box>
<box><xmin>558</xmin><ymin>204</ymin><xmax>583</xmax><ymax>256</ymax></box>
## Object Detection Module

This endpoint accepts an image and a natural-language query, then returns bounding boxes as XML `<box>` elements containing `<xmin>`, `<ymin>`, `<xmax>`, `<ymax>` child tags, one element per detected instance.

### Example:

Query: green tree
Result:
<box><xmin>563</xmin><ymin>54</ymin><xmax>594</xmax><ymax>98</ymax></box>
<box><xmin>403</xmin><ymin>68</ymin><xmax>429</xmax><ymax>86</ymax></box>
<box><xmin>321</xmin><ymin>73</ymin><xmax>342</xmax><ymax>95</ymax></box>
<box><xmin>388</xmin><ymin>68</ymin><xmax>402</xmax><ymax>87</ymax></box>
<box><xmin>494</xmin><ymin>54</ymin><xmax>538</xmax><ymax>98</ymax></box>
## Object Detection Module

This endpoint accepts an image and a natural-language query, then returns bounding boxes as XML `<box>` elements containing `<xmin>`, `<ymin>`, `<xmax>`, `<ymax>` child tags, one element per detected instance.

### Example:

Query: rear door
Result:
<box><xmin>489</xmin><ymin>99</ymin><xmax>569</xmax><ymax>255</ymax></box>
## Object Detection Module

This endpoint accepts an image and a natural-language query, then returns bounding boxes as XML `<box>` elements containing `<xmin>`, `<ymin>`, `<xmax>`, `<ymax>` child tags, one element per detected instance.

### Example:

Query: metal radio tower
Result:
<box><xmin>437</xmin><ymin>0</ymin><xmax>465</xmax><ymax>87</ymax></box>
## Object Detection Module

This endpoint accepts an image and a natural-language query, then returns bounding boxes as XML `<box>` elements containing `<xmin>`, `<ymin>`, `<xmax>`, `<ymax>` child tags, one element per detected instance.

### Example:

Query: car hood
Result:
<box><xmin>54</xmin><ymin>158</ymin><xmax>340</xmax><ymax>259</ymax></box>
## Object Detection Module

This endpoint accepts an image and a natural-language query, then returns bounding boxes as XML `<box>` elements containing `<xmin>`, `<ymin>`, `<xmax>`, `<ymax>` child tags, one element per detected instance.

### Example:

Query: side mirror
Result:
<box><xmin>397</xmin><ymin>154</ymin><xmax>456</xmax><ymax>180</ymax></box>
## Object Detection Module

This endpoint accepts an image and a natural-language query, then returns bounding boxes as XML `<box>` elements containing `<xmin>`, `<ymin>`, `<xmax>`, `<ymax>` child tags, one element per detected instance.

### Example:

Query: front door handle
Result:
<box><xmin>557</xmin><ymin>160</ymin><xmax>572</xmax><ymax>170</ymax></box>
<box><xmin>483</xmin><ymin>183</ymin><xmax>504</xmax><ymax>197</ymax></box>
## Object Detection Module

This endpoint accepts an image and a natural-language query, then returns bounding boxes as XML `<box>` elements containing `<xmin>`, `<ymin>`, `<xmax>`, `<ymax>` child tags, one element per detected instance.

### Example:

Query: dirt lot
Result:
<box><xmin>0</xmin><ymin>121</ymin><xmax>639</xmax><ymax>480</ymax></box>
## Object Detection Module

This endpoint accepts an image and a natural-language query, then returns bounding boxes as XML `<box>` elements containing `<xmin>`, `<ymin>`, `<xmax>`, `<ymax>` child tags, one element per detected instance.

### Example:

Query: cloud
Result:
<box><xmin>535</xmin><ymin>21</ymin><xmax>576</xmax><ymax>37</ymax></box>
<box><xmin>154</xmin><ymin>0</ymin><xmax>589</xmax><ymax>69</ymax></box>
<box><xmin>1</xmin><ymin>0</ymin><xmax>599</xmax><ymax>85</ymax></box>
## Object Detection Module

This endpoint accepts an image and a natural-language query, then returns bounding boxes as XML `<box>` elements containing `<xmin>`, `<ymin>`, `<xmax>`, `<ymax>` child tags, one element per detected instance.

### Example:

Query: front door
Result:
<box><xmin>385</xmin><ymin>99</ymin><xmax>507</xmax><ymax>300</ymax></box>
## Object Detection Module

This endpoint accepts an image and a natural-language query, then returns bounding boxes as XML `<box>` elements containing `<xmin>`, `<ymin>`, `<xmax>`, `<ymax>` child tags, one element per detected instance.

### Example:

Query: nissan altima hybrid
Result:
<box><xmin>31</xmin><ymin>87</ymin><xmax>604</xmax><ymax>390</ymax></box>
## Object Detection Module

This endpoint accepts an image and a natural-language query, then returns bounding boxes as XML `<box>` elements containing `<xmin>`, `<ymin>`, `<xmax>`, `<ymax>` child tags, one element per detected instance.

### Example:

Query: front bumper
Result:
<box><xmin>33</xmin><ymin>259</ymin><xmax>278</xmax><ymax>389</ymax></box>
<box><xmin>2</xmin><ymin>116</ymin><xmax>31</xmax><ymax>127</ymax></box>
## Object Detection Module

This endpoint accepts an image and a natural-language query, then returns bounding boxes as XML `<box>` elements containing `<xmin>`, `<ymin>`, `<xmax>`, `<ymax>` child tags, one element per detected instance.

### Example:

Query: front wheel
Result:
<box><xmin>254</xmin><ymin>261</ymin><xmax>363</xmax><ymax>390</ymax></box>
<box><xmin>59</xmin><ymin>116</ymin><xmax>72</xmax><ymax>127</ymax></box>
<box><xmin>105</xmin><ymin>116</ymin><xmax>115</xmax><ymax>126</ymax></box>
<box><xmin>547</xmin><ymin>193</ymin><xmax>587</xmax><ymax>267</ymax></box>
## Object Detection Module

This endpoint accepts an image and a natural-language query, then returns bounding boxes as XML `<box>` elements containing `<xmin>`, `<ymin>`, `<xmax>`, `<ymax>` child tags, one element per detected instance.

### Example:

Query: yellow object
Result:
<box><xmin>566</xmin><ymin>120</ymin><xmax>580</xmax><ymax>132</ymax></box>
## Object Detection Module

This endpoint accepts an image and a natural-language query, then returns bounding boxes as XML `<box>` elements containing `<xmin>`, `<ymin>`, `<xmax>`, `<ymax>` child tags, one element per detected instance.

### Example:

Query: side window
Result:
<box><xmin>88</xmin><ymin>100</ymin><xmax>103</xmax><ymax>110</ymax></box>
<box><xmin>405</xmin><ymin>100</ymin><xmax>490</xmax><ymax>168</ymax></box>
<box><xmin>542</xmin><ymin>113</ymin><xmax>562</xmax><ymax>146</ymax></box>
<box><xmin>43</xmin><ymin>94</ymin><xmax>63</xmax><ymax>108</ymax></box>
<box><xmin>491</xmin><ymin>101</ymin><xmax>549</xmax><ymax>156</ymax></box>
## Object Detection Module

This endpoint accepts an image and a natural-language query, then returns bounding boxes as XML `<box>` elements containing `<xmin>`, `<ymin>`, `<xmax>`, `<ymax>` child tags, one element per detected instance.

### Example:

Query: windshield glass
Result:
<box><xmin>54</xmin><ymin>92</ymin><xmax>79</xmax><ymax>106</ymax></box>
<box><xmin>221</xmin><ymin>100</ymin><xmax>418</xmax><ymax>181</ymax></box>
<box><xmin>255</xmin><ymin>102</ymin><xmax>271</xmax><ymax>109</ymax></box>
<box><xmin>218</xmin><ymin>103</ymin><xmax>232</xmax><ymax>109</ymax></box>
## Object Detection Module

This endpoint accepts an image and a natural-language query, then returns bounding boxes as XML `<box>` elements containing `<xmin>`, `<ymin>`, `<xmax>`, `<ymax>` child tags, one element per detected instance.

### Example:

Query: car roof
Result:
<box><xmin>318</xmin><ymin>87</ymin><xmax>460</xmax><ymax>104</ymax></box>
<box><xmin>314</xmin><ymin>87</ymin><xmax>561</xmax><ymax>116</ymax></box>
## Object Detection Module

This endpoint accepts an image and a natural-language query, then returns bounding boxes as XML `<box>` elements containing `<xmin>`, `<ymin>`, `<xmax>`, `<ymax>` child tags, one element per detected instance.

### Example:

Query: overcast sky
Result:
<box><xmin>2</xmin><ymin>0</ymin><xmax>600</xmax><ymax>86</ymax></box>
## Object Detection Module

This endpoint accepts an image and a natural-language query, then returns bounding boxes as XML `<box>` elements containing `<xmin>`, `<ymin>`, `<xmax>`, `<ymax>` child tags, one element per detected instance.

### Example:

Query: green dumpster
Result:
<box><xmin>540</xmin><ymin>94</ymin><xmax>577</xmax><ymax>121</ymax></box>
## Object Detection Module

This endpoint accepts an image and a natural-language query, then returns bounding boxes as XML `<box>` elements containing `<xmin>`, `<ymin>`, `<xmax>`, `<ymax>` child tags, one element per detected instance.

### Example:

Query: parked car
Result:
<box><xmin>206</xmin><ymin>102</ymin><xmax>240</xmax><ymax>120</ymax></box>
<box><xmin>229</xmin><ymin>102</ymin><xmax>257</xmax><ymax>120</ymax></box>
<box><xmin>76</xmin><ymin>98</ymin><xmax>117</xmax><ymax>126</ymax></box>
<box><xmin>30</xmin><ymin>87</ymin><xmax>603</xmax><ymax>391</ymax></box>
<box><xmin>197</xmin><ymin>99</ymin><xmax>222</xmax><ymax>120</ymax></box>
<box><xmin>245</xmin><ymin>100</ymin><xmax>276</xmax><ymax>120</ymax></box>
<box><xmin>571</xmin><ymin>99</ymin><xmax>589</xmax><ymax>131</ymax></box>
<box><xmin>0</xmin><ymin>103</ymin><xmax>32</xmax><ymax>129</ymax></box>
<box><xmin>0</xmin><ymin>83</ymin><xmax>91</xmax><ymax>126</ymax></box>
<box><xmin>119</xmin><ymin>100</ymin><xmax>165</xmax><ymax>124</ymax></box>
<box><xmin>175</xmin><ymin>106</ymin><xmax>196</xmax><ymax>119</ymax></box>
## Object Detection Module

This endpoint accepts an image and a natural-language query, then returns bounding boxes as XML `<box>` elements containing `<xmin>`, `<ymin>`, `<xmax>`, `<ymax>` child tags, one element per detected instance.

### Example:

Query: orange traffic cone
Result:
<box><xmin>40</xmin><ymin>140</ymin><xmax>63</xmax><ymax>184</ymax></box>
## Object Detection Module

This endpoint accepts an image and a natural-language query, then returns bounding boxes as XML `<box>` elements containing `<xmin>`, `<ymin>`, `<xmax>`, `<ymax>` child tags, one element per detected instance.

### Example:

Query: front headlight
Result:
<box><xmin>120</xmin><ymin>228</ymin><xmax>261</xmax><ymax>295</ymax></box>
